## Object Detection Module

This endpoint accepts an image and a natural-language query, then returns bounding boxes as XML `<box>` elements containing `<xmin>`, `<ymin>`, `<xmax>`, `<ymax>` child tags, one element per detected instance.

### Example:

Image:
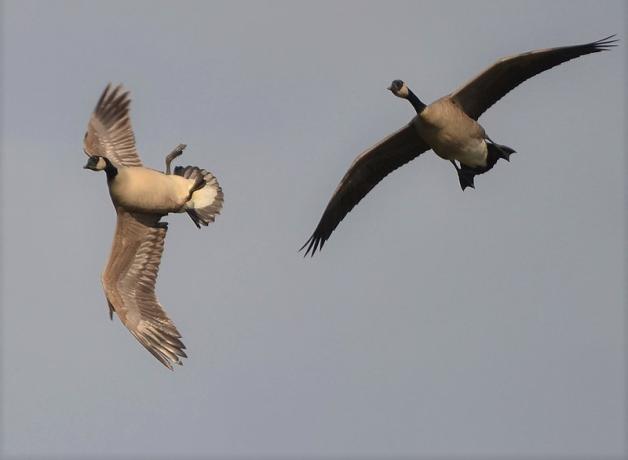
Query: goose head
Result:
<box><xmin>84</xmin><ymin>155</ymin><xmax>118</xmax><ymax>179</ymax></box>
<box><xmin>388</xmin><ymin>80</ymin><xmax>410</xmax><ymax>99</ymax></box>
<box><xmin>388</xmin><ymin>79</ymin><xmax>426</xmax><ymax>114</ymax></box>
<box><xmin>84</xmin><ymin>155</ymin><xmax>110</xmax><ymax>171</ymax></box>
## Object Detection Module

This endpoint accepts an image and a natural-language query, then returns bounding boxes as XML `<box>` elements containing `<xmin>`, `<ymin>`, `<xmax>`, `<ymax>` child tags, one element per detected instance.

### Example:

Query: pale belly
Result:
<box><xmin>429</xmin><ymin>129</ymin><xmax>488</xmax><ymax>168</ymax></box>
<box><xmin>415</xmin><ymin>99</ymin><xmax>488</xmax><ymax>168</ymax></box>
<box><xmin>109</xmin><ymin>167</ymin><xmax>194</xmax><ymax>214</ymax></box>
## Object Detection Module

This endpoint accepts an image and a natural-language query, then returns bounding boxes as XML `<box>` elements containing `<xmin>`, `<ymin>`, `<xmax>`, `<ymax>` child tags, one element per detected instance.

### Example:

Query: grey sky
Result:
<box><xmin>1</xmin><ymin>0</ymin><xmax>625</xmax><ymax>458</ymax></box>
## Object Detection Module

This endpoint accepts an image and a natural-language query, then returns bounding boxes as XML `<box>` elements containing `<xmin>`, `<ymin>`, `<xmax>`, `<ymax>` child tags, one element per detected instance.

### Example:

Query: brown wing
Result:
<box><xmin>301</xmin><ymin>122</ymin><xmax>429</xmax><ymax>256</ymax></box>
<box><xmin>84</xmin><ymin>84</ymin><xmax>143</xmax><ymax>167</ymax></box>
<box><xmin>450</xmin><ymin>35</ymin><xmax>617</xmax><ymax>121</ymax></box>
<box><xmin>102</xmin><ymin>209</ymin><xmax>186</xmax><ymax>370</ymax></box>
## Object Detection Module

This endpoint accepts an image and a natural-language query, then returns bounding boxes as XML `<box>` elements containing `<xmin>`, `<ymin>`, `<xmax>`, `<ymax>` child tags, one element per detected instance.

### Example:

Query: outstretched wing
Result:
<box><xmin>450</xmin><ymin>35</ymin><xmax>618</xmax><ymax>121</ymax></box>
<box><xmin>102</xmin><ymin>209</ymin><xmax>186</xmax><ymax>370</ymax></box>
<box><xmin>301</xmin><ymin>122</ymin><xmax>429</xmax><ymax>256</ymax></box>
<box><xmin>84</xmin><ymin>84</ymin><xmax>143</xmax><ymax>167</ymax></box>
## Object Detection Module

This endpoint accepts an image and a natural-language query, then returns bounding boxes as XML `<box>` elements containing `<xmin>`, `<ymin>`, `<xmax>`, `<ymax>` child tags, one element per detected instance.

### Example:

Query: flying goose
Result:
<box><xmin>83</xmin><ymin>84</ymin><xmax>224</xmax><ymax>369</ymax></box>
<box><xmin>301</xmin><ymin>35</ymin><xmax>617</xmax><ymax>256</ymax></box>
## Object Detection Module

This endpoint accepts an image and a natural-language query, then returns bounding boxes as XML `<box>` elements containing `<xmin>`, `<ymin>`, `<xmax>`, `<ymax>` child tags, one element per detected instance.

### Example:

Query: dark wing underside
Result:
<box><xmin>102</xmin><ymin>209</ymin><xmax>186</xmax><ymax>370</ymax></box>
<box><xmin>84</xmin><ymin>83</ymin><xmax>143</xmax><ymax>167</ymax></box>
<box><xmin>301</xmin><ymin>122</ymin><xmax>429</xmax><ymax>256</ymax></box>
<box><xmin>450</xmin><ymin>35</ymin><xmax>617</xmax><ymax>120</ymax></box>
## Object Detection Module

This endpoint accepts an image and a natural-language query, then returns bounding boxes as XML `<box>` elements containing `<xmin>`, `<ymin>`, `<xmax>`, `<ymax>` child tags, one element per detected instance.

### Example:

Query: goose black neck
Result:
<box><xmin>407</xmin><ymin>89</ymin><xmax>426</xmax><ymax>114</ymax></box>
<box><xmin>104</xmin><ymin>161</ymin><xmax>118</xmax><ymax>181</ymax></box>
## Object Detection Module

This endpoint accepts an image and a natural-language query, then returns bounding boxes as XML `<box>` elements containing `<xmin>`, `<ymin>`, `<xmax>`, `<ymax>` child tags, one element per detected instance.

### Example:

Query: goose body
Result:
<box><xmin>415</xmin><ymin>97</ymin><xmax>488</xmax><ymax>167</ymax></box>
<box><xmin>301</xmin><ymin>35</ymin><xmax>617</xmax><ymax>256</ymax></box>
<box><xmin>108</xmin><ymin>167</ymin><xmax>200</xmax><ymax>214</ymax></box>
<box><xmin>83</xmin><ymin>84</ymin><xmax>224</xmax><ymax>369</ymax></box>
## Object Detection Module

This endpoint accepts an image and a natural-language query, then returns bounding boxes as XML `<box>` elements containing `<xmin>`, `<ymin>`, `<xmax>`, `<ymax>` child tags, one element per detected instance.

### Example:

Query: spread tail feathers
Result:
<box><xmin>174</xmin><ymin>165</ymin><xmax>224</xmax><ymax>228</ymax></box>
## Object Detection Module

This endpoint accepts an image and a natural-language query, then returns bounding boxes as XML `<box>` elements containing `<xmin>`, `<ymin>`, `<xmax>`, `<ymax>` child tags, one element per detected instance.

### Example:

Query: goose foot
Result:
<box><xmin>494</xmin><ymin>146</ymin><xmax>515</xmax><ymax>162</ymax></box>
<box><xmin>165</xmin><ymin>144</ymin><xmax>186</xmax><ymax>174</ymax></box>
<box><xmin>451</xmin><ymin>160</ymin><xmax>475</xmax><ymax>191</ymax></box>
<box><xmin>458</xmin><ymin>170</ymin><xmax>475</xmax><ymax>190</ymax></box>
<box><xmin>486</xmin><ymin>137</ymin><xmax>516</xmax><ymax>162</ymax></box>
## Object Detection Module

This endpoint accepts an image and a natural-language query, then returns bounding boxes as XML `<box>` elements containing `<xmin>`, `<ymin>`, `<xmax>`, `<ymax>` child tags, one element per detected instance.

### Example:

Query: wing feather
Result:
<box><xmin>301</xmin><ymin>122</ymin><xmax>429</xmax><ymax>256</ymax></box>
<box><xmin>102</xmin><ymin>209</ymin><xmax>186</xmax><ymax>370</ymax></box>
<box><xmin>84</xmin><ymin>84</ymin><xmax>143</xmax><ymax>167</ymax></box>
<box><xmin>450</xmin><ymin>35</ymin><xmax>618</xmax><ymax>120</ymax></box>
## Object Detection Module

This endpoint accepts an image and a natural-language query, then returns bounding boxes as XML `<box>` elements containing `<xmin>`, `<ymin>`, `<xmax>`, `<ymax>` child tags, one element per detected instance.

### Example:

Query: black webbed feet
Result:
<box><xmin>496</xmin><ymin>145</ymin><xmax>516</xmax><ymax>162</ymax></box>
<box><xmin>450</xmin><ymin>160</ymin><xmax>475</xmax><ymax>191</ymax></box>
<box><xmin>486</xmin><ymin>137</ymin><xmax>516</xmax><ymax>163</ymax></box>
<box><xmin>457</xmin><ymin>168</ymin><xmax>476</xmax><ymax>191</ymax></box>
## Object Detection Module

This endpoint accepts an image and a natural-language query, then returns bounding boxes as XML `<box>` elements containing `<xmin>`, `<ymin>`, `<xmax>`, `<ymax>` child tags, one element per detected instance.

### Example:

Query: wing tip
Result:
<box><xmin>94</xmin><ymin>82</ymin><xmax>131</xmax><ymax>120</ymax></box>
<box><xmin>130</xmin><ymin>323</ymin><xmax>188</xmax><ymax>371</ymax></box>
<box><xmin>591</xmin><ymin>34</ymin><xmax>619</xmax><ymax>51</ymax></box>
<box><xmin>299</xmin><ymin>232</ymin><xmax>326</xmax><ymax>257</ymax></box>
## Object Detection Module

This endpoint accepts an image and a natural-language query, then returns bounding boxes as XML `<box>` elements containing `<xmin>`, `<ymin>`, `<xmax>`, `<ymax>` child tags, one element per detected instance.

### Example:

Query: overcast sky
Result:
<box><xmin>1</xmin><ymin>1</ymin><xmax>625</xmax><ymax>458</ymax></box>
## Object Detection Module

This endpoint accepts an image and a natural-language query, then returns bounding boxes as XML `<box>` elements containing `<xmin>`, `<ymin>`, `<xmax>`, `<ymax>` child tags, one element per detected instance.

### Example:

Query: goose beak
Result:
<box><xmin>387</xmin><ymin>85</ymin><xmax>393</xmax><ymax>91</ymax></box>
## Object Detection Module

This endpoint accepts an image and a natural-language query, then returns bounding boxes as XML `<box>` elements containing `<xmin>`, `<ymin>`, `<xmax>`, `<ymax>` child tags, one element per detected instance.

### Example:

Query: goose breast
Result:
<box><xmin>109</xmin><ymin>167</ymin><xmax>193</xmax><ymax>214</ymax></box>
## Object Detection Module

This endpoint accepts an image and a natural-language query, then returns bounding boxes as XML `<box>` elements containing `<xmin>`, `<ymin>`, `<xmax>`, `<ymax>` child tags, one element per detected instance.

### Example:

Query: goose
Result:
<box><xmin>301</xmin><ymin>35</ymin><xmax>617</xmax><ymax>256</ymax></box>
<box><xmin>83</xmin><ymin>84</ymin><xmax>224</xmax><ymax>369</ymax></box>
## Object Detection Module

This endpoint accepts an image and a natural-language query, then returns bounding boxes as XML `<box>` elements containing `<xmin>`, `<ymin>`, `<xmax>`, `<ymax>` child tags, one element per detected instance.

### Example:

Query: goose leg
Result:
<box><xmin>165</xmin><ymin>144</ymin><xmax>187</xmax><ymax>174</ymax></box>
<box><xmin>451</xmin><ymin>160</ymin><xmax>475</xmax><ymax>191</ymax></box>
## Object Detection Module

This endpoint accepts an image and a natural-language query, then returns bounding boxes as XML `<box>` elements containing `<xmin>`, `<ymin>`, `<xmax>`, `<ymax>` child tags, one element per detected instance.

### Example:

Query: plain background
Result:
<box><xmin>1</xmin><ymin>1</ymin><xmax>625</xmax><ymax>458</ymax></box>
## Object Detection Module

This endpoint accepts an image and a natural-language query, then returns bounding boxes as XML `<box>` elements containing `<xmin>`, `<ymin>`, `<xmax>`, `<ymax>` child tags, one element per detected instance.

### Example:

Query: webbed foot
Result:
<box><xmin>458</xmin><ymin>169</ymin><xmax>475</xmax><ymax>190</ymax></box>
<box><xmin>486</xmin><ymin>137</ymin><xmax>516</xmax><ymax>163</ymax></box>
<box><xmin>495</xmin><ymin>145</ymin><xmax>516</xmax><ymax>162</ymax></box>
<box><xmin>452</xmin><ymin>160</ymin><xmax>475</xmax><ymax>190</ymax></box>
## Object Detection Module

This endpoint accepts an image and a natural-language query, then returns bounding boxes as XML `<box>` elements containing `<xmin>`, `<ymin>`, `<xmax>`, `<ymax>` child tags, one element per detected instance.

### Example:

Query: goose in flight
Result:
<box><xmin>301</xmin><ymin>35</ymin><xmax>617</xmax><ymax>256</ymax></box>
<box><xmin>83</xmin><ymin>84</ymin><xmax>224</xmax><ymax>369</ymax></box>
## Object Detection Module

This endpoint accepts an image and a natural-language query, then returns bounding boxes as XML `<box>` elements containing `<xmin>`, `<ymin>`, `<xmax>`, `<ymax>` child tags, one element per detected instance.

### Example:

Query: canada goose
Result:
<box><xmin>301</xmin><ymin>35</ymin><xmax>617</xmax><ymax>256</ymax></box>
<box><xmin>83</xmin><ymin>84</ymin><xmax>224</xmax><ymax>369</ymax></box>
